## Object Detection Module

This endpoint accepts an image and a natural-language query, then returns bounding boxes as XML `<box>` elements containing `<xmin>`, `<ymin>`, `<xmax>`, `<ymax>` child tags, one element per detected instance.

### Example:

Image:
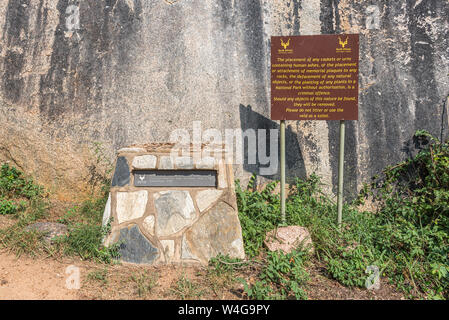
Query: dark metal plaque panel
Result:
<box><xmin>133</xmin><ymin>170</ymin><xmax>217</xmax><ymax>187</ymax></box>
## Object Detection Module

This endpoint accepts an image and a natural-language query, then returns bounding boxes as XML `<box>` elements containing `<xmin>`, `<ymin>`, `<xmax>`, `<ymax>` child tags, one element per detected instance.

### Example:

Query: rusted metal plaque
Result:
<box><xmin>271</xmin><ymin>34</ymin><xmax>359</xmax><ymax>120</ymax></box>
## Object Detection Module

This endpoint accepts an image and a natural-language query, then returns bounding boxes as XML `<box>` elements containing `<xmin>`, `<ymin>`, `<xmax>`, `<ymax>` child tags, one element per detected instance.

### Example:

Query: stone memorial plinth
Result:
<box><xmin>102</xmin><ymin>143</ymin><xmax>245</xmax><ymax>265</ymax></box>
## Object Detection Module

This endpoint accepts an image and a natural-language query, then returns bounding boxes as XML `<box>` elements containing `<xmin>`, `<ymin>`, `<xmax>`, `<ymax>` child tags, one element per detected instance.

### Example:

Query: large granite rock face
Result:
<box><xmin>118</xmin><ymin>225</ymin><xmax>159</xmax><ymax>264</ymax></box>
<box><xmin>0</xmin><ymin>1</ymin><xmax>448</xmax><ymax>200</ymax></box>
<box><xmin>184</xmin><ymin>201</ymin><xmax>245</xmax><ymax>264</ymax></box>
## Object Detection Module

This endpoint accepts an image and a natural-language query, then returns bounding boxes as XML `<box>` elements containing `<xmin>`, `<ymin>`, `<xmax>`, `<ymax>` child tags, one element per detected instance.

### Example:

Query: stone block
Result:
<box><xmin>118</xmin><ymin>225</ymin><xmax>159</xmax><ymax>264</ymax></box>
<box><xmin>181</xmin><ymin>235</ymin><xmax>199</xmax><ymax>261</ymax></box>
<box><xmin>132</xmin><ymin>155</ymin><xmax>157</xmax><ymax>169</ymax></box>
<box><xmin>195</xmin><ymin>189</ymin><xmax>223</xmax><ymax>212</ymax></box>
<box><xmin>116</xmin><ymin>191</ymin><xmax>148</xmax><ymax>224</ymax></box>
<box><xmin>175</xmin><ymin>156</ymin><xmax>194</xmax><ymax>169</ymax></box>
<box><xmin>154</xmin><ymin>190</ymin><xmax>196</xmax><ymax>236</ymax></box>
<box><xmin>159</xmin><ymin>156</ymin><xmax>174</xmax><ymax>169</ymax></box>
<box><xmin>196</xmin><ymin>156</ymin><xmax>215</xmax><ymax>169</ymax></box>
<box><xmin>118</xmin><ymin>147</ymin><xmax>146</xmax><ymax>153</ymax></box>
<box><xmin>111</xmin><ymin>157</ymin><xmax>130</xmax><ymax>187</ymax></box>
<box><xmin>102</xmin><ymin>193</ymin><xmax>111</xmax><ymax>226</ymax></box>
<box><xmin>161</xmin><ymin>239</ymin><xmax>175</xmax><ymax>262</ymax></box>
<box><xmin>142</xmin><ymin>215</ymin><xmax>155</xmax><ymax>235</ymax></box>
<box><xmin>185</xmin><ymin>202</ymin><xmax>245</xmax><ymax>264</ymax></box>
<box><xmin>217</xmin><ymin>160</ymin><xmax>227</xmax><ymax>188</ymax></box>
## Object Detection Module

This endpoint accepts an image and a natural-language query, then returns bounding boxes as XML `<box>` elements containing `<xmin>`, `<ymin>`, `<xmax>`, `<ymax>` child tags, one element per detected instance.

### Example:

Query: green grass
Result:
<box><xmin>0</xmin><ymin>164</ymin><xmax>51</xmax><ymax>256</ymax></box>
<box><xmin>0</xmin><ymin>162</ymin><xmax>119</xmax><ymax>263</ymax></box>
<box><xmin>56</xmin><ymin>185</ymin><xmax>120</xmax><ymax>263</ymax></box>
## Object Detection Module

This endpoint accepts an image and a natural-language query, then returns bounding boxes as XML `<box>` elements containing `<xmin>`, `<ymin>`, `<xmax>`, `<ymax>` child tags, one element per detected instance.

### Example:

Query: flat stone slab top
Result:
<box><xmin>103</xmin><ymin>143</ymin><xmax>245</xmax><ymax>265</ymax></box>
<box><xmin>132</xmin><ymin>155</ymin><xmax>157</xmax><ymax>169</ymax></box>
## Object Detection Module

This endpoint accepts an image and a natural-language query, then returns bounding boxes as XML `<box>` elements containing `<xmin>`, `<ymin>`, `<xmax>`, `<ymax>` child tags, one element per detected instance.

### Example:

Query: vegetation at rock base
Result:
<box><xmin>55</xmin><ymin>190</ymin><xmax>120</xmax><ymax>263</ymax></box>
<box><xmin>0</xmin><ymin>163</ymin><xmax>50</xmax><ymax>256</ymax></box>
<box><xmin>0</xmin><ymin>145</ymin><xmax>119</xmax><ymax>263</ymax></box>
<box><xmin>223</xmin><ymin>129</ymin><xmax>448</xmax><ymax>300</ymax></box>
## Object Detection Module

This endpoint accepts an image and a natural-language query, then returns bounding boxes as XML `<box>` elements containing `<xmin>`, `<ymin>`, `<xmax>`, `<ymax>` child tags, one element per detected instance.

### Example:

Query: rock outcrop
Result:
<box><xmin>0</xmin><ymin>1</ymin><xmax>447</xmax><ymax>200</ymax></box>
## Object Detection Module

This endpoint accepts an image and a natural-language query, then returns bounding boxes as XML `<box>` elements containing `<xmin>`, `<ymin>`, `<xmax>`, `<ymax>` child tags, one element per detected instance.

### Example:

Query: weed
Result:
<box><xmin>60</xmin><ymin>221</ymin><xmax>120</xmax><ymax>263</ymax></box>
<box><xmin>236</xmin><ymin>176</ymin><xmax>281</xmax><ymax>258</ymax></box>
<box><xmin>207</xmin><ymin>255</ymin><xmax>249</xmax><ymax>296</ymax></box>
<box><xmin>171</xmin><ymin>273</ymin><xmax>205</xmax><ymax>300</ymax></box>
<box><xmin>0</xmin><ymin>163</ymin><xmax>43</xmax><ymax>199</ymax></box>
<box><xmin>0</xmin><ymin>196</ymin><xmax>51</xmax><ymax>257</ymax></box>
<box><xmin>130</xmin><ymin>271</ymin><xmax>158</xmax><ymax>297</ymax></box>
<box><xmin>56</xmin><ymin>182</ymin><xmax>120</xmax><ymax>263</ymax></box>
<box><xmin>0</xmin><ymin>198</ymin><xmax>18</xmax><ymax>215</ymax></box>
<box><xmin>88</xmin><ymin>268</ymin><xmax>109</xmax><ymax>286</ymax></box>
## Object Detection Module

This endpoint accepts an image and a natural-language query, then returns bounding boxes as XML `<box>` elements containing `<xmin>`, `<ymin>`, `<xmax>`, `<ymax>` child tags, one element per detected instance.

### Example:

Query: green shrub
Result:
<box><xmin>236</xmin><ymin>175</ymin><xmax>281</xmax><ymax>257</ymax></box>
<box><xmin>0</xmin><ymin>198</ymin><xmax>18</xmax><ymax>215</ymax></box>
<box><xmin>358</xmin><ymin>130</ymin><xmax>449</xmax><ymax>298</ymax></box>
<box><xmin>0</xmin><ymin>163</ymin><xmax>43</xmax><ymax>199</ymax></box>
<box><xmin>61</xmin><ymin>221</ymin><xmax>120</xmax><ymax>263</ymax></box>
<box><xmin>240</xmin><ymin>249</ymin><xmax>309</xmax><ymax>300</ymax></box>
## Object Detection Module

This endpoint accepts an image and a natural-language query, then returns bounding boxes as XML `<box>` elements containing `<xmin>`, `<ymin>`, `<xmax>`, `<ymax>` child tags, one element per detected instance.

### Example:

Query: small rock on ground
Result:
<box><xmin>264</xmin><ymin>225</ymin><xmax>314</xmax><ymax>254</ymax></box>
<box><xmin>25</xmin><ymin>222</ymin><xmax>68</xmax><ymax>243</ymax></box>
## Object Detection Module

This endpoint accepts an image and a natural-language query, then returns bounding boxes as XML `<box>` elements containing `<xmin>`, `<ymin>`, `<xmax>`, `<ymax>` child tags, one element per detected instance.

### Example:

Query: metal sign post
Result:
<box><xmin>280</xmin><ymin>119</ymin><xmax>286</xmax><ymax>224</ymax></box>
<box><xmin>337</xmin><ymin>120</ymin><xmax>345</xmax><ymax>228</ymax></box>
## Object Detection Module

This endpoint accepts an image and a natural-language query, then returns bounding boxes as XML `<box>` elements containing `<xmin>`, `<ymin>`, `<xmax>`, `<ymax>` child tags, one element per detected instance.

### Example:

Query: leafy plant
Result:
<box><xmin>60</xmin><ymin>221</ymin><xmax>120</xmax><ymax>263</ymax></box>
<box><xmin>0</xmin><ymin>198</ymin><xmax>18</xmax><ymax>215</ymax></box>
<box><xmin>236</xmin><ymin>176</ymin><xmax>281</xmax><ymax>257</ymax></box>
<box><xmin>235</xmin><ymin>131</ymin><xmax>449</xmax><ymax>299</ymax></box>
<box><xmin>240</xmin><ymin>249</ymin><xmax>309</xmax><ymax>300</ymax></box>
<box><xmin>0</xmin><ymin>163</ymin><xmax>43</xmax><ymax>199</ymax></box>
<box><xmin>356</xmin><ymin>130</ymin><xmax>449</xmax><ymax>297</ymax></box>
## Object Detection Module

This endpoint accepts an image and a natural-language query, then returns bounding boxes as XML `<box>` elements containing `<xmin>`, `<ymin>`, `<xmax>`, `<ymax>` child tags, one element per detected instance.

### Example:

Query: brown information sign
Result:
<box><xmin>271</xmin><ymin>34</ymin><xmax>359</xmax><ymax>120</ymax></box>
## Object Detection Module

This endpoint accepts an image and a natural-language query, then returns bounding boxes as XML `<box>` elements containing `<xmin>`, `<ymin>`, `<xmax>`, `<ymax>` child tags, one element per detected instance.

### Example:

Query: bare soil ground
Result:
<box><xmin>0</xmin><ymin>247</ymin><xmax>405</xmax><ymax>300</ymax></box>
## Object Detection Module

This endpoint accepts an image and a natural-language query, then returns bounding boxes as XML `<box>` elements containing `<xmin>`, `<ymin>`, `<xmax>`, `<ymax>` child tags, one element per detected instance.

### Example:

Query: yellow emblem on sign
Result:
<box><xmin>281</xmin><ymin>38</ymin><xmax>291</xmax><ymax>50</ymax></box>
<box><xmin>336</xmin><ymin>36</ymin><xmax>351</xmax><ymax>53</ymax></box>
<box><xmin>338</xmin><ymin>36</ymin><xmax>348</xmax><ymax>48</ymax></box>
<box><xmin>278</xmin><ymin>38</ymin><xmax>293</xmax><ymax>54</ymax></box>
